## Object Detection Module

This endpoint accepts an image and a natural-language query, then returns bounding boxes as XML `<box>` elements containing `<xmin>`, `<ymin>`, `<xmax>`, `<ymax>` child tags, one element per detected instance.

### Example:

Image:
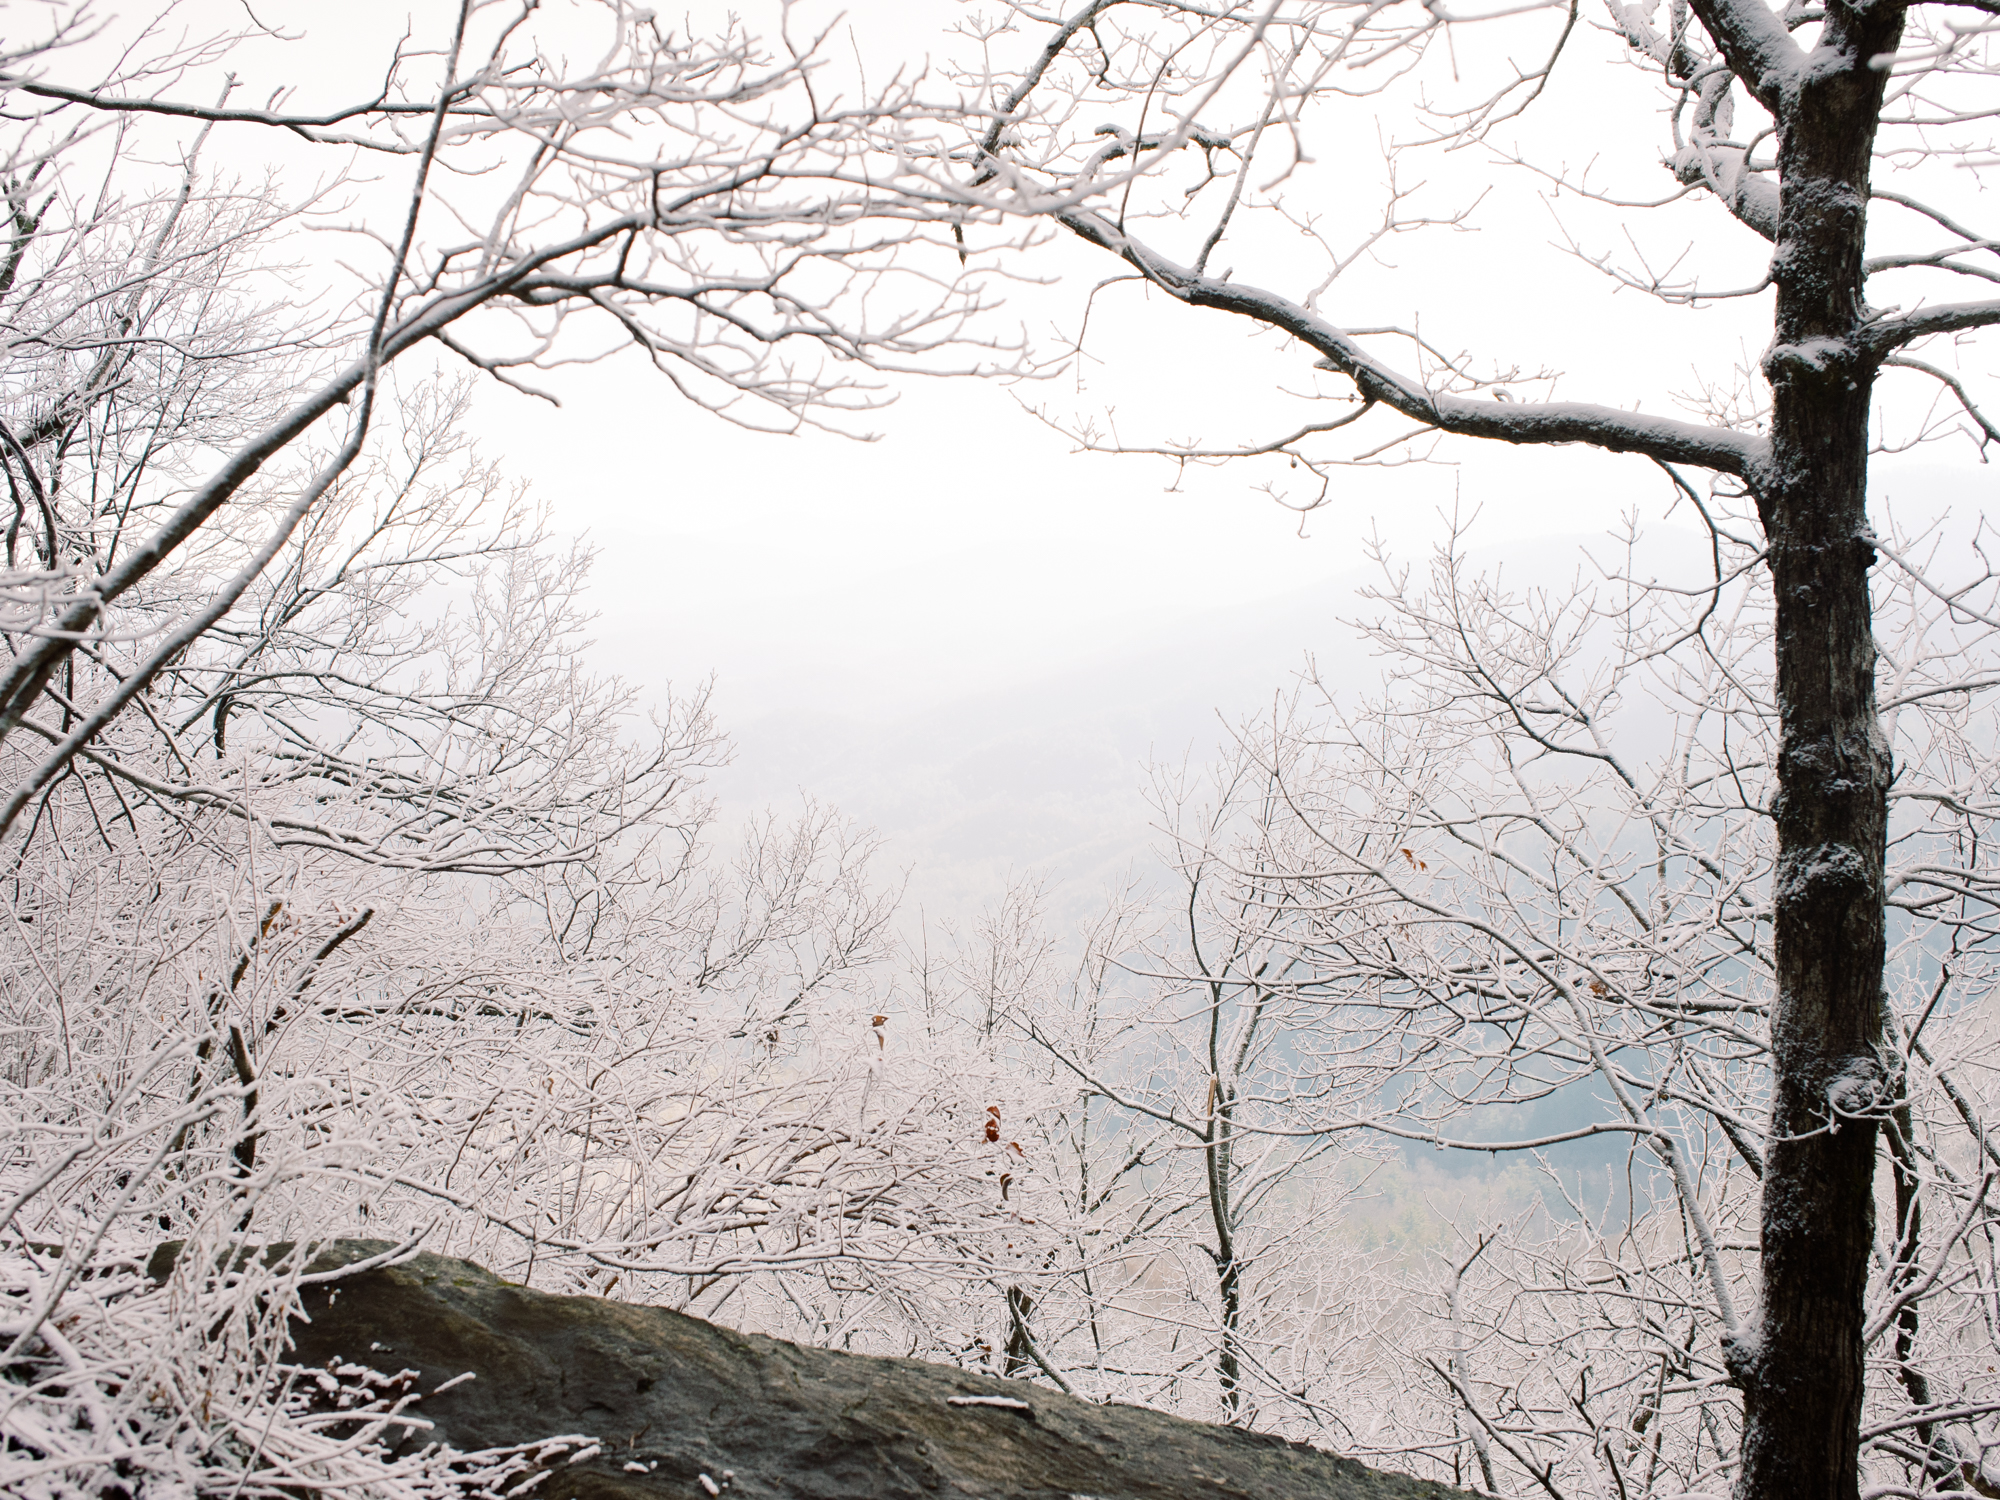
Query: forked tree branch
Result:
<box><xmin>1682</xmin><ymin>0</ymin><xmax>1806</xmax><ymax>111</ymax></box>
<box><xmin>1866</xmin><ymin>297</ymin><xmax>2000</xmax><ymax>354</ymax></box>
<box><xmin>1049</xmin><ymin>204</ymin><xmax>1768</xmax><ymax>478</ymax></box>
<box><xmin>0</xmin><ymin>75</ymin><xmax>434</xmax><ymax>150</ymax></box>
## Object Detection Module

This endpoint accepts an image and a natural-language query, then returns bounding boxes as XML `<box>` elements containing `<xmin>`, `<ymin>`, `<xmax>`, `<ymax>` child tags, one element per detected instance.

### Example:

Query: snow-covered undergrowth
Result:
<box><xmin>0</xmin><ymin>826</ymin><xmax>1038</xmax><ymax>1497</ymax></box>
<box><xmin>0</xmin><ymin>1227</ymin><xmax>600</xmax><ymax>1500</ymax></box>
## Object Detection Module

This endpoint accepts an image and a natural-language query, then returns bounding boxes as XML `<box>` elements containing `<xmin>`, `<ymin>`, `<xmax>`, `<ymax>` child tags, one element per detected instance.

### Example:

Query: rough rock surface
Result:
<box><xmin>153</xmin><ymin>1240</ymin><xmax>1475</xmax><ymax>1500</ymax></box>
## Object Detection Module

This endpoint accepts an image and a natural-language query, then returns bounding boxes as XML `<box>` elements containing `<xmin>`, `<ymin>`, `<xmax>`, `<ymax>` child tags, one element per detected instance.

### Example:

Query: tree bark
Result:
<box><xmin>1734</xmin><ymin>4</ymin><xmax>1903</xmax><ymax>1494</ymax></box>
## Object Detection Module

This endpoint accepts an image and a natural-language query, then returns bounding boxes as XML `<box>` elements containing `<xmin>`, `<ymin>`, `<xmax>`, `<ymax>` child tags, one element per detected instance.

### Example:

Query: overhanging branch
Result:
<box><xmin>1052</xmin><ymin>205</ymin><xmax>1767</xmax><ymax>479</ymax></box>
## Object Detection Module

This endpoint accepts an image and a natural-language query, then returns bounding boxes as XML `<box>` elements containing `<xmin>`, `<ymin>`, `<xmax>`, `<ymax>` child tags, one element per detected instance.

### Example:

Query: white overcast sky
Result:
<box><xmin>128</xmin><ymin>0</ymin><xmax>2000</xmax><ymax>919</ymax></box>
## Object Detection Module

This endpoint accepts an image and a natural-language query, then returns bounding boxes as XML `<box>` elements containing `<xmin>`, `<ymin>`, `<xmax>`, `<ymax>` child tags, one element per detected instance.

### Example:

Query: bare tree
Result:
<box><xmin>0</xmin><ymin>0</ymin><xmax>997</xmax><ymax>840</ymax></box>
<box><xmin>920</xmin><ymin>868</ymin><xmax>1380</xmax><ymax>1429</ymax></box>
<box><xmin>936</xmin><ymin>0</ymin><xmax>2000</xmax><ymax>1490</ymax></box>
<box><xmin>1008</xmin><ymin>503</ymin><xmax>2000</xmax><ymax>1494</ymax></box>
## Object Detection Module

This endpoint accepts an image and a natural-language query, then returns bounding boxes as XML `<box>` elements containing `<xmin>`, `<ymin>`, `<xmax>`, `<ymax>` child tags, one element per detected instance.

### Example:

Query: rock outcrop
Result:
<box><xmin>153</xmin><ymin>1240</ymin><xmax>1474</xmax><ymax>1500</ymax></box>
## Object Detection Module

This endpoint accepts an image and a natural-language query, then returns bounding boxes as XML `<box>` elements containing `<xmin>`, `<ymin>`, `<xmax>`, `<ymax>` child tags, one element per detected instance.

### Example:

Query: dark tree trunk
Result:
<box><xmin>1003</xmin><ymin>1284</ymin><xmax>1036</xmax><ymax>1378</ymax></box>
<box><xmin>1215</xmin><ymin>1244</ymin><xmax>1242</xmax><ymax>1422</ymax></box>
<box><xmin>1205</xmin><ymin>1079</ymin><xmax>1243</xmax><ymax>1423</ymax></box>
<box><xmin>1736</xmin><ymin>4</ymin><xmax>1903</xmax><ymax>1495</ymax></box>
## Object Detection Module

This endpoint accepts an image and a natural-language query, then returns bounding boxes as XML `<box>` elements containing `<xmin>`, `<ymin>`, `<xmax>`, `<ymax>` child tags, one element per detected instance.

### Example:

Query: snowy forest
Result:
<box><xmin>2</xmin><ymin>1</ymin><xmax>1999</xmax><ymax>1497</ymax></box>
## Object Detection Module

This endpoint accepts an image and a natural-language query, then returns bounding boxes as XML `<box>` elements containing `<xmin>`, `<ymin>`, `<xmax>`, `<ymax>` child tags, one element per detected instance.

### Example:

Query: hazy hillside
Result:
<box><xmin>713</xmin><ymin>567</ymin><xmax>1378</xmax><ymax>928</ymax></box>
<box><xmin>712</xmin><ymin>528</ymin><xmax>1727</xmax><ymax>930</ymax></box>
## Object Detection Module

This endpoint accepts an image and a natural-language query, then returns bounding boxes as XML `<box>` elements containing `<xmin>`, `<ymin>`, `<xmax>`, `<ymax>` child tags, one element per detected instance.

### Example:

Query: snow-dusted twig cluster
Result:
<box><xmin>0</xmin><ymin>1230</ymin><xmax>619</xmax><ymax>1500</ymax></box>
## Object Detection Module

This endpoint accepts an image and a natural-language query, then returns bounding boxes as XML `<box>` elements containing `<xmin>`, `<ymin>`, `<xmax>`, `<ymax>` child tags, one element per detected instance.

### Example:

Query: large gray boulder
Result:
<box><xmin>155</xmin><ymin>1240</ymin><xmax>1474</xmax><ymax>1500</ymax></box>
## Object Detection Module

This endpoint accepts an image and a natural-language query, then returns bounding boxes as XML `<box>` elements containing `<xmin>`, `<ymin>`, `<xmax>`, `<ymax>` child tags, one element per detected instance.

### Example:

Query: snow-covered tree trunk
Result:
<box><xmin>1729</xmin><ymin>0</ymin><xmax>1902</xmax><ymax>1487</ymax></box>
